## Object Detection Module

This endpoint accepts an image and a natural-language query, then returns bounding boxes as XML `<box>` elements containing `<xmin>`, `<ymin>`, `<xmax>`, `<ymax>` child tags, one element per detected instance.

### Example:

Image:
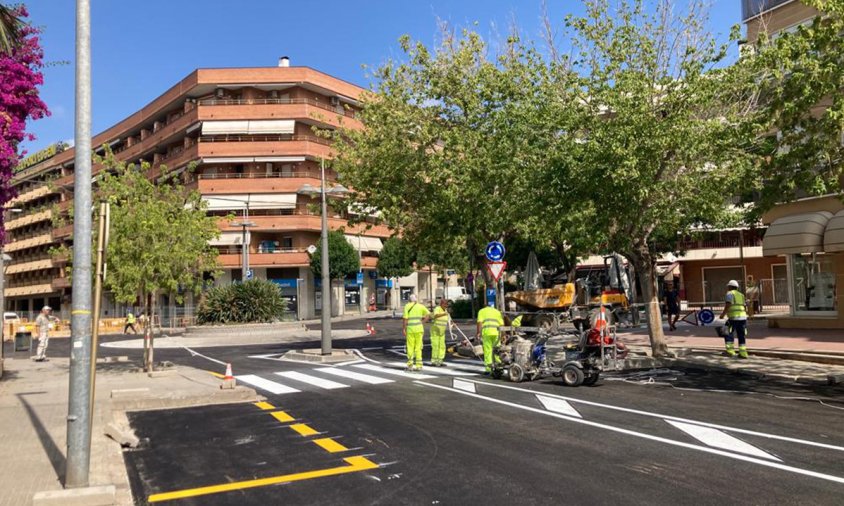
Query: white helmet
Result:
<box><xmin>727</xmin><ymin>280</ymin><xmax>740</xmax><ymax>289</ymax></box>
<box><xmin>409</xmin><ymin>294</ymin><xmax>417</xmax><ymax>302</ymax></box>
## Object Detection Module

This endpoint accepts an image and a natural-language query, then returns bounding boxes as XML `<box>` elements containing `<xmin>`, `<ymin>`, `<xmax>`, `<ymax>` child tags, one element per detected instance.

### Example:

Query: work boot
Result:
<box><xmin>724</xmin><ymin>343</ymin><xmax>736</xmax><ymax>357</ymax></box>
<box><xmin>738</xmin><ymin>346</ymin><xmax>749</xmax><ymax>359</ymax></box>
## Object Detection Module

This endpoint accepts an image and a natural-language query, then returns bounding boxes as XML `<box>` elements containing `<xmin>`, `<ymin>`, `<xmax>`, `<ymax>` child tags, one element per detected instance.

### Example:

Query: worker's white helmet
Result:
<box><xmin>409</xmin><ymin>294</ymin><xmax>417</xmax><ymax>302</ymax></box>
<box><xmin>727</xmin><ymin>280</ymin><xmax>740</xmax><ymax>289</ymax></box>
<box><xmin>42</xmin><ymin>305</ymin><xmax>52</xmax><ymax>311</ymax></box>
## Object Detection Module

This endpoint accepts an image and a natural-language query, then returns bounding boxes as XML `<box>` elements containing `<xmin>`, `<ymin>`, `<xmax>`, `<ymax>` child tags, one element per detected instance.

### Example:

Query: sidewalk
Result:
<box><xmin>0</xmin><ymin>351</ymin><xmax>259</xmax><ymax>505</ymax></box>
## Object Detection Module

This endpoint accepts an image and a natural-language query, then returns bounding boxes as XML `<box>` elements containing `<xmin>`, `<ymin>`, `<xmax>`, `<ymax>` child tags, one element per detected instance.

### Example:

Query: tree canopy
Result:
<box><xmin>376</xmin><ymin>237</ymin><xmax>415</xmax><ymax>279</ymax></box>
<box><xmin>309</xmin><ymin>230</ymin><xmax>360</xmax><ymax>280</ymax></box>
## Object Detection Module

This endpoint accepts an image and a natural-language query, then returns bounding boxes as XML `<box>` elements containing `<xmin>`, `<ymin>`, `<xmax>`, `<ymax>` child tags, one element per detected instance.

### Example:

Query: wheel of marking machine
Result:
<box><xmin>535</xmin><ymin>314</ymin><xmax>554</xmax><ymax>332</ymax></box>
<box><xmin>562</xmin><ymin>364</ymin><xmax>584</xmax><ymax>387</ymax></box>
<box><xmin>509</xmin><ymin>363</ymin><xmax>525</xmax><ymax>383</ymax></box>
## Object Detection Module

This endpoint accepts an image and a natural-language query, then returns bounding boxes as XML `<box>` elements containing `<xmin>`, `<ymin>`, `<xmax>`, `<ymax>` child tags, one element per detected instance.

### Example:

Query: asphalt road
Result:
<box><xmin>8</xmin><ymin>319</ymin><xmax>844</xmax><ymax>505</ymax></box>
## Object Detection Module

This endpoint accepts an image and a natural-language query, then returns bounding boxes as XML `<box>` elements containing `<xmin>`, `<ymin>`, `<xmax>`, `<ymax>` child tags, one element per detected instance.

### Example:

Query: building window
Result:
<box><xmin>790</xmin><ymin>253</ymin><xmax>837</xmax><ymax>314</ymax></box>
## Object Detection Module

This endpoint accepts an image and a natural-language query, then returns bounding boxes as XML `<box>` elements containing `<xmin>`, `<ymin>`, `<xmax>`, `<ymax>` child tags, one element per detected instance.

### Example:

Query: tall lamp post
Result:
<box><xmin>230</xmin><ymin>217</ymin><xmax>256</xmax><ymax>281</ymax></box>
<box><xmin>298</xmin><ymin>158</ymin><xmax>348</xmax><ymax>355</ymax></box>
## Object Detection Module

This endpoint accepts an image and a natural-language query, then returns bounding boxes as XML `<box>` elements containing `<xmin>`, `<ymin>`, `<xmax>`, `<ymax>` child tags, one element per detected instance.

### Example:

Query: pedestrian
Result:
<box><xmin>402</xmin><ymin>294</ymin><xmax>430</xmax><ymax>371</ymax></box>
<box><xmin>719</xmin><ymin>279</ymin><xmax>749</xmax><ymax>359</ymax></box>
<box><xmin>664</xmin><ymin>280</ymin><xmax>681</xmax><ymax>331</ymax></box>
<box><xmin>476</xmin><ymin>300</ymin><xmax>504</xmax><ymax>375</ymax></box>
<box><xmin>746</xmin><ymin>275</ymin><xmax>759</xmax><ymax>317</ymax></box>
<box><xmin>124</xmin><ymin>311</ymin><xmax>138</xmax><ymax>334</ymax></box>
<box><xmin>430</xmin><ymin>298</ymin><xmax>450</xmax><ymax>366</ymax></box>
<box><xmin>34</xmin><ymin>306</ymin><xmax>55</xmax><ymax>362</ymax></box>
<box><xmin>368</xmin><ymin>293</ymin><xmax>377</xmax><ymax>312</ymax></box>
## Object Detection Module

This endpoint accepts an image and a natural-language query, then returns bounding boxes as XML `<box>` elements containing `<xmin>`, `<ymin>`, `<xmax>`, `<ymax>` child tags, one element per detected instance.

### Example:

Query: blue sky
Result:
<box><xmin>21</xmin><ymin>0</ymin><xmax>741</xmax><ymax>155</ymax></box>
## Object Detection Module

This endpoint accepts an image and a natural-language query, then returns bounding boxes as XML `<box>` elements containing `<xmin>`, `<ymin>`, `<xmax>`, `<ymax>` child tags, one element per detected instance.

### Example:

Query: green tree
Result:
<box><xmin>309</xmin><ymin>230</ymin><xmax>360</xmax><ymax>280</ymax></box>
<box><xmin>543</xmin><ymin>0</ymin><xmax>762</xmax><ymax>356</ymax></box>
<box><xmin>376</xmin><ymin>237</ymin><xmax>415</xmax><ymax>279</ymax></box>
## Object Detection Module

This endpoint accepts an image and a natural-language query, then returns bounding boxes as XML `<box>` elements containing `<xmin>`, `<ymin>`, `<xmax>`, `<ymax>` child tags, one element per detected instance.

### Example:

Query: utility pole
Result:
<box><xmin>320</xmin><ymin>157</ymin><xmax>332</xmax><ymax>355</ymax></box>
<box><xmin>88</xmin><ymin>202</ymin><xmax>108</xmax><ymax>435</ymax></box>
<box><xmin>66</xmin><ymin>0</ymin><xmax>93</xmax><ymax>489</ymax></box>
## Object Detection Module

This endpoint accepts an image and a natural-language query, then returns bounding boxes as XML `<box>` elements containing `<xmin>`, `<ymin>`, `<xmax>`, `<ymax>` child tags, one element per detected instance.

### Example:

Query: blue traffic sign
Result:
<box><xmin>485</xmin><ymin>241</ymin><xmax>505</xmax><ymax>262</ymax></box>
<box><xmin>245</xmin><ymin>269</ymin><xmax>254</xmax><ymax>280</ymax></box>
<box><xmin>486</xmin><ymin>288</ymin><xmax>497</xmax><ymax>306</ymax></box>
<box><xmin>356</xmin><ymin>272</ymin><xmax>364</xmax><ymax>286</ymax></box>
<box><xmin>698</xmin><ymin>309</ymin><xmax>715</xmax><ymax>325</ymax></box>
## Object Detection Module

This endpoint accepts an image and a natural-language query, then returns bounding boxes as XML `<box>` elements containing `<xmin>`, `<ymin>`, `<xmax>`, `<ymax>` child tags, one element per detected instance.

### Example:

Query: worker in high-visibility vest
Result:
<box><xmin>476</xmin><ymin>301</ymin><xmax>504</xmax><ymax>375</ymax></box>
<box><xmin>719</xmin><ymin>279</ymin><xmax>749</xmax><ymax>358</ymax></box>
<box><xmin>430</xmin><ymin>298</ymin><xmax>450</xmax><ymax>366</ymax></box>
<box><xmin>124</xmin><ymin>312</ymin><xmax>138</xmax><ymax>334</ymax></box>
<box><xmin>402</xmin><ymin>294</ymin><xmax>430</xmax><ymax>371</ymax></box>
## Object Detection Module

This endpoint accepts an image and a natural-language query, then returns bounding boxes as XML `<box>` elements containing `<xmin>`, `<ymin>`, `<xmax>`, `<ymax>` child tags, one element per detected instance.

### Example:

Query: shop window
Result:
<box><xmin>790</xmin><ymin>254</ymin><xmax>837</xmax><ymax>313</ymax></box>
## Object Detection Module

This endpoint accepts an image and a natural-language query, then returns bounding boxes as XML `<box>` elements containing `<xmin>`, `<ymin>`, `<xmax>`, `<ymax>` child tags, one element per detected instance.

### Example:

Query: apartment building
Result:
<box><xmin>744</xmin><ymin>1</ymin><xmax>844</xmax><ymax>329</ymax></box>
<box><xmin>5</xmin><ymin>61</ymin><xmax>437</xmax><ymax>322</ymax></box>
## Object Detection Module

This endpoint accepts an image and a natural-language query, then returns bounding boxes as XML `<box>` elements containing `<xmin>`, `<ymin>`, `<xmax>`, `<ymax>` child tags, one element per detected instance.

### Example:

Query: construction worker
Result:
<box><xmin>402</xmin><ymin>294</ymin><xmax>430</xmax><ymax>371</ymax></box>
<box><xmin>719</xmin><ymin>279</ymin><xmax>749</xmax><ymax>359</ymax></box>
<box><xmin>124</xmin><ymin>311</ymin><xmax>138</xmax><ymax>334</ymax></box>
<box><xmin>430</xmin><ymin>298</ymin><xmax>450</xmax><ymax>366</ymax></box>
<box><xmin>476</xmin><ymin>300</ymin><xmax>504</xmax><ymax>375</ymax></box>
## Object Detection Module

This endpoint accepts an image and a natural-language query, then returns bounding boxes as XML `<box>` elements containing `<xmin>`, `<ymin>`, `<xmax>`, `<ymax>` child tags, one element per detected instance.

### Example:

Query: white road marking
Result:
<box><xmin>353</xmin><ymin>363</ymin><xmax>436</xmax><ymax>380</ymax></box>
<box><xmin>247</xmin><ymin>353</ymin><xmax>285</xmax><ymax>361</ymax></box>
<box><xmin>667</xmin><ymin>421</ymin><xmax>781</xmax><ymax>461</ymax></box>
<box><xmin>236</xmin><ymin>374</ymin><xmax>301</xmax><ymax>395</ymax></box>
<box><xmin>466</xmin><ymin>379</ymin><xmax>844</xmax><ymax>453</ymax></box>
<box><xmin>453</xmin><ymin>378</ymin><xmax>476</xmax><ymax>393</ymax></box>
<box><xmin>328</xmin><ymin>359</ymin><xmax>365</xmax><ymax>368</ymax></box>
<box><xmin>386</xmin><ymin>361</ymin><xmax>475</xmax><ymax>376</ymax></box>
<box><xmin>536</xmin><ymin>395</ymin><xmax>582</xmax><ymax>418</ymax></box>
<box><xmin>182</xmin><ymin>346</ymin><xmax>227</xmax><ymax>366</ymax></box>
<box><xmin>275</xmin><ymin>371</ymin><xmax>349</xmax><ymax>390</ymax></box>
<box><xmin>415</xmin><ymin>380</ymin><xmax>844</xmax><ymax>486</ymax></box>
<box><xmin>316</xmin><ymin>367</ymin><xmax>394</xmax><ymax>385</ymax></box>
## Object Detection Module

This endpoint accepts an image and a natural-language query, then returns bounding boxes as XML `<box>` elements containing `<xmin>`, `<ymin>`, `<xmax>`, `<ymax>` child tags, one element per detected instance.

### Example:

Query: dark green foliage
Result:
<box><xmin>196</xmin><ymin>279</ymin><xmax>288</xmax><ymax>324</ymax></box>
<box><xmin>309</xmin><ymin>230</ymin><xmax>360</xmax><ymax>280</ymax></box>
<box><xmin>377</xmin><ymin>237</ymin><xmax>415</xmax><ymax>279</ymax></box>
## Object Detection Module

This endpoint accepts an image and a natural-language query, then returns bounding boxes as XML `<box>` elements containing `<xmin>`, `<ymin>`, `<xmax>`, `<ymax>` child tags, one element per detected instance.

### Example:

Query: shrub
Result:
<box><xmin>196</xmin><ymin>279</ymin><xmax>288</xmax><ymax>324</ymax></box>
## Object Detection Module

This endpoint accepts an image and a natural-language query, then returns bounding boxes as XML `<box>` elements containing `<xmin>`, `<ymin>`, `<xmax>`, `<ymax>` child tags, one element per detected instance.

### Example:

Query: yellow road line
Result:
<box><xmin>312</xmin><ymin>438</ymin><xmax>348</xmax><ymax>453</ymax></box>
<box><xmin>148</xmin><ymin>456</ymin><xmax>379</xmax><ymax>503</ymax></box>
<box><xmin>271</xmin><ymin>411</ymin><xmax>295</xmax><ymax>423</ymax></box>
<box><xmin>207</xmin><ymin>371</ymin><xmax>225</xmax><ymax>378</ymax></box>
<box><xmin>254</xmin><ymin>401</ymin><xmax>275</xmax><ymax>410</ymax></box>
<box><xmin>289</xmin><ymin>423</ymin><xmax>318</xmax><ymax>437</ymax></box>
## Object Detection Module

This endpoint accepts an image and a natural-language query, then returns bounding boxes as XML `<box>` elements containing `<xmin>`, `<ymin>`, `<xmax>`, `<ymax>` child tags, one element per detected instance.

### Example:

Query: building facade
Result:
<box><xmin>5</xmin><ymin>62</ymin><xmax>438</xmax><ymax>323</ymax></box>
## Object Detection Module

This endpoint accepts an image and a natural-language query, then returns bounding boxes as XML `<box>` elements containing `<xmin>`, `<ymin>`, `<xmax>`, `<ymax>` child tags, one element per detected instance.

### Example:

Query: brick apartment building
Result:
<box><xmin>5</xmin><ymin>60</ymin><xmax>439</xmax><ymax>323</ymax></box>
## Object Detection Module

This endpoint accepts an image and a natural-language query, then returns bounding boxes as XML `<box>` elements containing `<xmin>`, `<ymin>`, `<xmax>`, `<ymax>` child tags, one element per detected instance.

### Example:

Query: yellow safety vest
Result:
<box><xmin>432</xmin><ymin>306</ymin><xmax>448</xmax><ymax>328</ymax></box>
<box><xmin>404</xmin><ymin>302</ymin><xmax>429</xmax><ymax>333</ymax></box>
<box><xmin>127</xmin><ymin>313</ymin><xmax>136</xmax><ymax>324</ymax></box>
<box><xmin>727</xmin><ymin>290</ymin><xmax>748</xmax><ymax>319</ymax></box>
<box><xmin>477</xmin><ymin>306</ymin><xmax>504</xmax><ymax>338</ymax></box>
<box><xmin>511</xmin><ymin>315</ymin><xmax>523</xmax><ymax>328</ymax></box>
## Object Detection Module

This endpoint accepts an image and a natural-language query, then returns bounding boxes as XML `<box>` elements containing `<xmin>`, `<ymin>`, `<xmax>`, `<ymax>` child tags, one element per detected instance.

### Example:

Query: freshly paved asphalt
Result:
<box><xmin>6</xmin><ymin>318</ymin><xmax>844</xmax><ymax>505</ymax></box>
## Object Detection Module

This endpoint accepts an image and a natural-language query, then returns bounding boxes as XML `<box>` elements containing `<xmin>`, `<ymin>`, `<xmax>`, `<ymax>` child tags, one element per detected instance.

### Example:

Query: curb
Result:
<box><xmin>664</xmin><ymin>357</ymin><xmax>840</xmax><ymax>386</ymax></box>
<box><xmin>109</xmin><ymin>385</ymin><xmax>260</xmax><ymax>412</ymax></box>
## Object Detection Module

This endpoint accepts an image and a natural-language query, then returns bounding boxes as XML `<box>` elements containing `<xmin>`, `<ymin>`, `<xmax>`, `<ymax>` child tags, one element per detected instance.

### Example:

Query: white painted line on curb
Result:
<box><xmin>275</xmin><ymin>371</ymin><xmax>349</xmax><ymax>390</ymax></box>
<box><xmin>236</xmin><ymin>375</ymin><xmax>300</xmax><ymax>395</ymax></box>
<box><xmin>667</xmin><ymin>420</ymin><xmax>781</xmax><ymax>461</ymax></box>
<box><xmin>453</xmin><ymin>378</ymin><xmax>476</xmax><ymax>393</ymax></box>
<box><xmin>386</xmin><ymin>361</ymin><xmax>475</xmax><ymax>376</ymax></box>
<box><xmin>535</xmin><ymin>395</ymin><xmax>582</xmax><ymax>418</ymax></box>
<box><xmin>316</xmin><ymin>367</ymin><xmax>394</xmax><ymax>385</ymax></box>
<box><xmin>415</xmin><ymin>380</ymin><xmax>844</xmax><ymax>486</ymax></box>
<box><xmin>353</xmin><ymin>363</ymin><xmax>436</xmax><ymax>380</ymax></box>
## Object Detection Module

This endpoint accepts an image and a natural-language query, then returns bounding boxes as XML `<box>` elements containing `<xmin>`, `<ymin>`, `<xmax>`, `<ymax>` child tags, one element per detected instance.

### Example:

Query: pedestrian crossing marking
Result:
<box><xmin>271</xmin><ymin>411</ymin><xmax>295</xmax><ymax>423</ymax></box>
<box><xmin>290</xmin><ymin>423</ymin><xmax>319</xmax><ymax>437</ymax></box>
<box><xmin>667</xmin><ymin>420</ymin><xmax>781</xmax><ymax>461</ymax></box>
<box><xmin>275</xmin><ymin>371</ymin><xmax>350</xmax><ymax>390</ymax></box>
<box><xmin>385</xmin><ymin>361</ymin><xmax>476</xmax><ymax>376</ymax></box>
<box><xmin>237</xmin><ymin>374</ymin><xmax>301</xmax><ymax>395</ymax></box>
<box><xmin>316</xmin><ymin>367</ymin><xmax>394</xmax><ymax>384</ymax></box>
<box><xmin>453</xmin><ymin>378</ymin><xmax>476</xmax><ymax>393</ymax></box>
<box><xmin>353</xmin><ymin>363</ymin><xmax>437</xmax><ymax>379</ymax></box>
<box><xmin>312</xmin><ymin>438</ymin><xmax>349</xmax><ymax>453</ymax></box>
<box><xmin>535</xmin><ymin>394</ymin><xmax>582</xmax><ymax>418</ymax></box>
<box><xmin>254</xmin><ymin>401</ymin><xmax>275</xmax><ymax>410</ymax></box>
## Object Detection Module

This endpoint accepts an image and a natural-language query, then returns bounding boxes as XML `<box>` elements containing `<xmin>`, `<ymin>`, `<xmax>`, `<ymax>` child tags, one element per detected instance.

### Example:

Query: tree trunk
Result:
<box><xmin>628</xmin><ymin>250</ymin><xmax>669</xmax><ymax>357</ymax></box>
<box><xmin>142</xmin><ymin>291</ymin><xmax>152</xmax><ymax>372</ymax></box>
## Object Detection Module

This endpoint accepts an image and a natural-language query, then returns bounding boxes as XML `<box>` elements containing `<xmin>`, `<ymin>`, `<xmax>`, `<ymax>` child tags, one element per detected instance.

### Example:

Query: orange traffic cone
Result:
<box><xmin>221</xmin><ymin>363</ymin><xmax>236</xmax><ymax>389</ymax></box>
<box><xmin>365</xmin><ymin>322</ymin><xmax>376</xmax><ymax>335</ymax></box>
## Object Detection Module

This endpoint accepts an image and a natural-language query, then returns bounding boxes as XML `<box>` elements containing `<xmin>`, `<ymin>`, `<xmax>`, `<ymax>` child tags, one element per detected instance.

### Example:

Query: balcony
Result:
<box><xmin>6</xmin><ymin>258</ymin><xmax>53</xmax><ymax>275</ymax></box>
<box><xmin>742</xmin><ymin>0</ymin><xmax>794</xmax><ymax>21</ymax></box>
<box><xmin>197</xmin><ymin>134</ymin><xmax>333</xmax><ymax>160</ymax></box>
<box><xmin>218</xmin><ymin>250</ymin><xmax>311</xmax><ymax>268</ymax></box>
<box><xmin>197</xmin><ymin>174</ymin><xmax>322</xmax><ymax>194</ymax></box>
<box><xmin>198</xmin><ymin>97</ymin><xmax>357</xmax><ymax>118</ymax></box>
<box><xmin>4</xmin><ymin>234</ymin><xmax>55</xmax><ymax>253</ymax></box>
<box><xmin>9</xmin><ymin>184</ymin><xmax>53</xmax><ymax>206</ymax></box>
<box><xmin>6</xmin><ymin>209</ymin><xmax>52</xmax><ymax>231</ymax></box>
<box><xmin>112</xmin><ymin>108</ymin><xmax>199</xmax><ymax>162</ymax></box>
<box><xmin>216</xmin><ymin>215</ymin><xmax>391</xmax><ymax>237</ymax></box>
<box><xmin>52</xmin><ymin>277</ymin><xmax>71</xmax><ymax>290</ymax></box>
<box><xmin>52</xmin><ymin>224</ymin><xmax>74</xmax><ymax>240</ymax></box>
<box><xmin>4</xmin><ymin>283</ymin><xmax>54</xmax><ymax>297</ymax></box>
<box><xmin>198</xmin><ymin>100</ymin><xmax>361</xmax><ymax>131</ymax></box>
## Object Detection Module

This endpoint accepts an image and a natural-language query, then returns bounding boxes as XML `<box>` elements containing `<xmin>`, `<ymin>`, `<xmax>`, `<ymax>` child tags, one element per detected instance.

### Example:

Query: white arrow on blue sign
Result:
<box><xmin>485</xmin><ymin>241</ymin><xmax>505</xmax><ymax>262</ymax></box>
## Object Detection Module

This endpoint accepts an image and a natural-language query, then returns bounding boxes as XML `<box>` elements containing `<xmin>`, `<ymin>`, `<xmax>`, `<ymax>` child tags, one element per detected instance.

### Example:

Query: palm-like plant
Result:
<box><xmin>0</xmin><ymin>3</ymin><xmax>23</xmax><ymax>55</ymax></box>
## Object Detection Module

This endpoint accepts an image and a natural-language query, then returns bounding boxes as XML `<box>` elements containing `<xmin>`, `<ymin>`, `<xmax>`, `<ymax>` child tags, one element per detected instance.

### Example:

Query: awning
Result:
<box><xmin>200</xmin><ymin>156</ymin><xmax>305</xmax><ymax>164</ymax></box>
<box><xmin>201</xmin><ymin>120</ymin><xmax>295</xmax><ymax>135</ymax></box>
<box><xmin>202</xmin><ymin>193</ymin><xmax>297</xmax><ymax>211</ymax></box>
<box><xmin>344</xmin><ymin>234</ymin><xmax>383</xmax><ymax>252</ymax></box>
<box><xmin>209</xmin><ymin>232</ymin><xmax>243</xmax><ymax>246</ymax></box>
<box><xmin>762</xmin><ymin>211</ymin><xmax>832</xmax><ymax>256</ymax></box>
<box><xmin>824</xmin><ymin>210</ymin><xmax>844</xmax><ymax>252</ymax></box>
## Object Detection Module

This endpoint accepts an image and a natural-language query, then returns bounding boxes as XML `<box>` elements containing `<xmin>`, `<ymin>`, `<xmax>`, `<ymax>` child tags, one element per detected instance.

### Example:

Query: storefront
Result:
<box><xmin>762</xmin><ymin>196</ymin><xmax>844</xmax><ymax>329</ymax></box>
<box><xmin>269</xmin><ymin>278</ymin><xmax>300</xmax><ymax>319</ymax></box>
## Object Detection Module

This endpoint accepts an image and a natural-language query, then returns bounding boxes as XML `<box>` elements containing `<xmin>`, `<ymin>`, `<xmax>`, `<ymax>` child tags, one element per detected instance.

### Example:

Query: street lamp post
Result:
<box><xmin>230</xmin><ymin>199</ymin><xmax>255</xmax><ymax>282</ymax></box>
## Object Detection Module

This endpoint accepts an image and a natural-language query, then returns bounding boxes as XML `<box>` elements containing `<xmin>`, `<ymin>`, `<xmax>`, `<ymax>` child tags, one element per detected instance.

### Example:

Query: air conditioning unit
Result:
<box><xmin>215</xmin><ymin>88</ymin><xmax>224</xmax><ymax>98</ymax></box>
<box><xmin>329</xmin><ymin>96</ymin><xmax>340</xmax><ymax>106</ymax></box>
<box><xmin>270</xmin><ymin>90</ymin><xmax>279</xmax><ymax>99</ymax></box>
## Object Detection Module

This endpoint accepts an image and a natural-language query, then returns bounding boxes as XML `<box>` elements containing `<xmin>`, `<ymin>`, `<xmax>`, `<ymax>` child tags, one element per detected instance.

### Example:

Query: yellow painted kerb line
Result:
<box><xmin>147</xmin><ymin>456</ymin><xmax>379</xmax><ymax>503</ymax></box>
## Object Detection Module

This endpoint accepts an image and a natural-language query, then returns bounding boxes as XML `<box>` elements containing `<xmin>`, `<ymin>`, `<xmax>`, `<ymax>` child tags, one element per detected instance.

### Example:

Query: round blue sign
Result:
<box><xmin>698</xmin><ymin>309</ymin><xmax>715</xmax><ymax>325</ymax></box>
<box><xmin>485</xmin><ymin>241</ymin><xmax>506</xmax><ymax>262</ymax></box>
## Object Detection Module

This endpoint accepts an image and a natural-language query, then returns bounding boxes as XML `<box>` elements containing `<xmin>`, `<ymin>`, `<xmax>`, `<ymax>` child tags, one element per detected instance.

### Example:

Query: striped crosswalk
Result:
<box><xmin>237</xmin><ymin>361</ymin><xmax>480</xmax><ymax>396</ymax></box>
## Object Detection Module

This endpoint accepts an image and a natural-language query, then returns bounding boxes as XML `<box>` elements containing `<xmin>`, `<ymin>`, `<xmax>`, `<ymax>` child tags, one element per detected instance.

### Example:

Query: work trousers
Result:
<box><xmin>430</xmin><ymin>326</ymin><xmax>446</xmax><ymax>363</ymax></box>
<box><xmin>725</xmin><ymin>319</ymin><xmax>747</xmax><ymax>346</ymax></box>
<box><xmin>124</xmin><ymin>323</ymin><xmax>137</xmax><ymax>334</ymax></box>
<box><xmin>481</xmin><ymin>334</ymin><xmax>501</xmax><ymax>372</ymax></box>
<box><xmin>35</xmin><ymin>334</ymin><xmax>49</xmax><ymax>360</ymax></box>
<box><xmin>406</xmin><ymin>331</ymin><xmax>424</xmax><ymax>368</ymax></box>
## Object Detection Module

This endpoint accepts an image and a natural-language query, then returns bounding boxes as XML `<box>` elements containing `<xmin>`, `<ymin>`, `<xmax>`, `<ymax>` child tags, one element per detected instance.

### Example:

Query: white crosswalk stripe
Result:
<box><xmin>316</xmin><ymin>367</ymin><xmax>395</xmax><ymax>385</ymax></box>
<box><xmin>275</xmin><ymin>371</ymin><xmax>350</xmax><ymax>390</ymax></box>
<box><xmin>385</xmin><ymin>361</ymin><xmax>476</xmax><ymax>376</ymax></box>
<box><xmin>667</xmin><ymin>420</ymin><xmax>781</xmax><ymax>461</ymax></box>
<box><xmin>536</xmin><ymin>394</ymin><xmax>582</xmax><ymax>418</ymax></box>
<box><xmin>236</xmin><ymin>374</ymin><xmax>301</xmax><ymax>395</ymax></box>
<box><xmin>353</xmin><ymin>363</ymin><xmax>437</xmax><ymax>380</ymax></box>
